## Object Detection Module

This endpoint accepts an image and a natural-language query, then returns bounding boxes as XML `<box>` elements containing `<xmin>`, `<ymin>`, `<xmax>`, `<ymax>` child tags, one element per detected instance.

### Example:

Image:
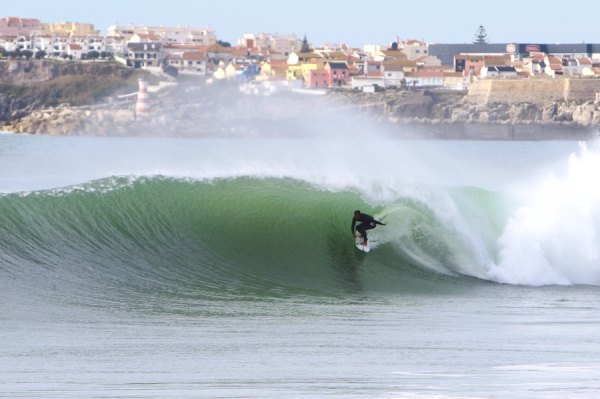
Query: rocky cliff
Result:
<box><xmin>0</xmin><ymin>60</ymin><xmax>138</xmax><ymax>122</ymax></box>
<box><xmin>332</xmin><ymin>85</ymin><xmax>600</xmax><ymax>134</ymax></box>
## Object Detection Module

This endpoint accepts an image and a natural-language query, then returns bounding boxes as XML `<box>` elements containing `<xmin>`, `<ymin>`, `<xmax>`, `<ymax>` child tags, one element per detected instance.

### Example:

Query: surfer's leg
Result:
<box><xmin>356</xmin><ymin>224</ymin><xmax>366</xmax><ymax>240</ymax></box>
<box><xmin>357</xmin><ymin>223</ymin><xmax>372</xmax><ymax>244</ymax></box>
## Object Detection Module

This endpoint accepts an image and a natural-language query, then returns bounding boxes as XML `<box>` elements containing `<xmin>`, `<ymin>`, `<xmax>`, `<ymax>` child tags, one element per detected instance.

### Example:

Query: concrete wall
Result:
<box><xmin>568</xmin><ymin>78</ymin><xmax>600</xmax><ymax>103</ymax></box>
<box><xmin>467</xmin><ymin>78</ymin><xmax>600</xmax><ymax>105</ymax></box>
<box><xmin>401</xmin><ymin>121</ymin><xmax>591</xmax><ymax>140</ymax></box>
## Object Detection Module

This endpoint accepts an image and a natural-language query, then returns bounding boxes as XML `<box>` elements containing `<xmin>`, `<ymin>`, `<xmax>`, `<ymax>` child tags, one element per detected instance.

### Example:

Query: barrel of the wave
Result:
<box><xmin>135</xmin><ymin>78</ymin><xmax>150</xmax><ymax>119</ymax></box>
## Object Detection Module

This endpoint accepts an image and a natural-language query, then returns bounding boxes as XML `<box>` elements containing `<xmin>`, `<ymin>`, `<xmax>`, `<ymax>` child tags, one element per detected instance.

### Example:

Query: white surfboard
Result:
<box><xmin>355</xmin><ymin>235</ymin><xmax>371</xmax><ymax>252</ymax></box>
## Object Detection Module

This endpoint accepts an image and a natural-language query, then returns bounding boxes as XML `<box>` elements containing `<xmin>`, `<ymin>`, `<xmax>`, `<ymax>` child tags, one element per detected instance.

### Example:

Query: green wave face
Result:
<box><xmin>0</xmin><ymin>176</ymin><xmax>511</xmax><ymax>309</ymax></box>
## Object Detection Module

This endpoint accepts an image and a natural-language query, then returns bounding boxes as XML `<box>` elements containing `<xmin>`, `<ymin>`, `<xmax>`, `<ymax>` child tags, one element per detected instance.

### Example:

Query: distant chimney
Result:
<box><xmin>135</xmin><ymin>78</ymin><xmax>150</xmax><ymax>118</ymax></box>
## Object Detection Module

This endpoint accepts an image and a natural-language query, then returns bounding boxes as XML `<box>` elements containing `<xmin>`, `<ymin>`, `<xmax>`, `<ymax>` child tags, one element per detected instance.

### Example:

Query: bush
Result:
<box><xmin>163</xmin><ymin>65</ymin><xmax>178</xmax><ymax>78</ymax></box>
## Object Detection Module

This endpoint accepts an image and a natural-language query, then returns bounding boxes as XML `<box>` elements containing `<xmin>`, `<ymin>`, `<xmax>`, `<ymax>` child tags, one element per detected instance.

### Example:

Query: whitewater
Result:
<box><xmin>1</xmin><ymin>133</ymin><xmax>600</xmax><ymax>398</ymax></box>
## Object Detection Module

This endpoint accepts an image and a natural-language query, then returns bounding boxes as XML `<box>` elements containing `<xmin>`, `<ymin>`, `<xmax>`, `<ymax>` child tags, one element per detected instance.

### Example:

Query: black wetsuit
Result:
<box><xmin>351</xmin><ymin>213</ymin><xmax>384</xmax><ymax>242</ymax></box>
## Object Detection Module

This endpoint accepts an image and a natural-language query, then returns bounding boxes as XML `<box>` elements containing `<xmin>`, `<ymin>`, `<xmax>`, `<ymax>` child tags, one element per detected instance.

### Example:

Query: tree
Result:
<box><xmin>163</xmin><ymin>65</ymin><xmax>179</xmax><ymax>78</ymax></box>
<box><xmin>217</xmin><ymin>40</ymin><xmax>231</xmax><ymax>48</ymax></box>
<box><xmin>474</xmin><ymin>25</ymin><xmax>488</xmax><ymax>44</ymax></box>
<box><xmin>300</xmin><ymin>34</ymin><xmax>311</xmax><ymax>53</ymax></box>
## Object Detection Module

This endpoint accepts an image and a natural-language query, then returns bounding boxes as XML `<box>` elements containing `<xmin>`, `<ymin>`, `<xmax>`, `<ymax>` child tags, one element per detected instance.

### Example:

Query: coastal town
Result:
<box><xmin>1</xmin><ymin>16</ymin><xmax>600</xmax><ymax>138</ymax></box>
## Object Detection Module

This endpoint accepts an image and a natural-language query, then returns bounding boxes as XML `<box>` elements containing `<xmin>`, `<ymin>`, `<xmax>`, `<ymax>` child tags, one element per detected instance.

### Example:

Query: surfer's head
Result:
<box><xmin>354</xmin><ymin>210</ymin><xmax>361</xmax><ymax>218</ymax></box>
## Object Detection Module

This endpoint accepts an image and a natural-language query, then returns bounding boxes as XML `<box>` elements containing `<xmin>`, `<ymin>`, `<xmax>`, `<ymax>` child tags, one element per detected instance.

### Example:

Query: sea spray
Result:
<box><xmin>489</xmin><ymin>143</ymin><xmax>600</xmax><ymax>285</ymax></box>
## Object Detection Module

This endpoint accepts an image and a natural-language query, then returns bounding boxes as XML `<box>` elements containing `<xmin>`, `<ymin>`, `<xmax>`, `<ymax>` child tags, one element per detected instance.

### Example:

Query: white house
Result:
<box><xmin>238</xmin><ymin>32</ymin><xmax>302</xmax><ymax>55</ymax></box>
<box><xmin>67</xmin><ymin>43</ymin><xmax>84</xmax><ymax>59</ymax></box>
<box><xmin>84</xmin><ymin>35</ymin><xmax>106</xmax><ymax>53</ymax></box>
<box><xmin>105</xmin><ymin>35</ymin><xmax>126</xmax><ymax>54</ymax></box>
<box><xmin>129</xmin><ymin>33</ymin><xmax>162</xmax><ymax>44</ymax></box>
<box><xmin>562</xmin><ymin>58</ymin><xmax>592</xmax><ymax>76</ymax></box>
<box><xmin>126</xmin><ymin>42</ymin><xmax>162</xmax><ymax>68</ymax></box>
<box><xmin>364</xmin><ymin>61</ymin><xmax>383</xmax><ymax>76</ymax></box>
<box><xmin>32</xmin><ymin>35</ymin><xmax>53</xmax><ymax>53</ymax></box>
<box><xmin>399</xmin><ymin>39</ymin><xmax>428</xmax><ymax>60</ymax></box>
<box><xmin>0</xmin><ymin>35</ymin><xmax>19</xmax><ymax>51</ymax></box>
<box><xmin>382</xmin><ymin>63</ymin><xmax>405</xmax><ymax>87</ymax></box>
<box><xmin>167</xmin><ymin>51</ymin><xmax>208</xmax><ymax>75</ymax></box>
<box><xmin>480</xmin><ymin>66</ymin><xmax>518</xmax><ymax>79</ymax></box>
<box><xmin>352</xmin><ymin>76</ymin><xmax>386</xmax><ymax>91</ymax></box>
<box><xmin>49</xmin><ymin>36</ymin><xmax>69</xmax><ymax>57</ymax></box>
<box><xmin>404</xmin><ymin>71</ymin><xmax>444</xmax><ymax>88</ymax></box>
<box><xmin>108</xmin><ymin>24</ymin><xmax>216</xmax><ymax>46</ymax></box>
<box><xmin>1</xmin><ymin>35</ymin><xmax>35</xmax><ymax>51</ymax></box>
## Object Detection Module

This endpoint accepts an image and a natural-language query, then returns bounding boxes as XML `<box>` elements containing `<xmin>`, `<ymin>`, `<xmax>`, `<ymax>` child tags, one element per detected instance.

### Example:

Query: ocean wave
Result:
<box><xmin>1</xmin><ymin>170</ymin><xmax>599</xmax><ymax>311</ymax></box>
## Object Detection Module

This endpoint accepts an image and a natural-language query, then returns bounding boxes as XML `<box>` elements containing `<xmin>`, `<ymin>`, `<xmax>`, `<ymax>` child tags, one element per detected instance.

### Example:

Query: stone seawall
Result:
<box><xmin>568</xmin><ymin>79</ymin><xmax>600</xmax><ymax>103</ymax></box>
<box><xmin>467</xmin><ymin>78</ymin><xmax>600</xmax><ymax>105</ymax></box>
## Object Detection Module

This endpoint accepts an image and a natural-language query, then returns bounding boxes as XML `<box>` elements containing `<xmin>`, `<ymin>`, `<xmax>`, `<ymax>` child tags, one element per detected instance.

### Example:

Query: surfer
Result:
<box><xmin>351</xmin><ymin>210</ymin><xmax>385</xmax><ymax>245</ymax></box>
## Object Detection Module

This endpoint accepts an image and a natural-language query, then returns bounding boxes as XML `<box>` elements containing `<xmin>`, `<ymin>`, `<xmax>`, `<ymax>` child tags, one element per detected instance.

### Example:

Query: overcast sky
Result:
<box><xmin>3</xmin><ymin>0</ymin><xmax>600</xmax><ymax>47</ymax></box>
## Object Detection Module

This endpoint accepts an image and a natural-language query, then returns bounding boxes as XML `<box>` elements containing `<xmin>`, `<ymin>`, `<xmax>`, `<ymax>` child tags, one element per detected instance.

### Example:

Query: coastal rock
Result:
<box><xmin>510</xmin><ymin>103</ymin><xmax>540</xmax><ymax>121</ymax></box>
<box><xmin>542</xmin><ymin>103</ymin><xmax>558</xmax><ymax>121</ymax></box>
<box><xmin>451</xmin><ymin>109</ymin><xmax>469</xmax><ymax>122</ymax></box>
<box><xmin>114</xmin><ymin>110</ymin><xmax>133</xmax><ymax>123</ymax></box>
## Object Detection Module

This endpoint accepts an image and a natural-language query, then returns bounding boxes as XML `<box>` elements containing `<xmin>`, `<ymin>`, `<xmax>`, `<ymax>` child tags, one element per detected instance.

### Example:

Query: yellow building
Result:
<box><xmin>41</xmin><ymin>22</ymin><xmax>99</xmax><ymax>36</ymax></box>
<box><xmin>259</xmin><ymin>61</ymin><xmax>288</xmax><ymax>80</ymax></box>
<box><xmin>286</xmin><ymin>63</ymin><xmax>319</xmax><ymax>80</ymax></box>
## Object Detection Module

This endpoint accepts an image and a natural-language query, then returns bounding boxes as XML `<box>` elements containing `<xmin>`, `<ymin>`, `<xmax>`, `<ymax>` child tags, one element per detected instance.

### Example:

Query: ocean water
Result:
<box><xmin>1</xmin><ymin>133</ymin><xmax>600</xmax><ymax>398</ymax></box>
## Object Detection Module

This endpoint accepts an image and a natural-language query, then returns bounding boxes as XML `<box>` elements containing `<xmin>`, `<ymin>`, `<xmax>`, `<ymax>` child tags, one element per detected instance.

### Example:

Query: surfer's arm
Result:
<box><xmin>351</xmin><ymin>219</ymin><xmax>356</xmax><ymax>235</ymax></box>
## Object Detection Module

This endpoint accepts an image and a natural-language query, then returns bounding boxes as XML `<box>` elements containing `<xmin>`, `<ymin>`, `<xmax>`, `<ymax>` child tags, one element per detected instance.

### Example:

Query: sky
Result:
<box><xmin>3</xmin><ymin>0</ymin><xmax>600</xmax><ymax>47</ymax></box>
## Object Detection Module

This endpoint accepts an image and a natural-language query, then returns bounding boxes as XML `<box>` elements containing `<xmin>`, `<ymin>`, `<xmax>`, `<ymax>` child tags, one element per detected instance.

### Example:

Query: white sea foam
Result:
<box><xmin>489</xmin><ymin>142</ymin><xmax>600</xmax><ymax>286</ymax></box>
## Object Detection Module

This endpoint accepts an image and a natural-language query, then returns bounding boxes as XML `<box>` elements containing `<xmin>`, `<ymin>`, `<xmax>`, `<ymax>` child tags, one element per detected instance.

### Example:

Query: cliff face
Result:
<box><xmin>0</xmin><ymin>60</ymin><xmax>133</xmax><ymax>85</ymax></box>
<box><xmin>0</xmin><ymin>60</ymin><xmax>137</xmax><ymax>122</ymax></box>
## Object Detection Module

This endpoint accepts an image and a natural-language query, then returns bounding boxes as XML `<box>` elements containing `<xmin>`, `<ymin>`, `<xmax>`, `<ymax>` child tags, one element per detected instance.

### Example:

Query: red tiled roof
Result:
<box><xmin>164</xmin><ymin>43</ymin><xmax>205</xmax><ymax>50</ymax></box>
<box><xmin>406</xmin><ymin>70</ymin><xmax>444</xmax><ymax>78</ymax></box>
<box><xmin>530</xmin><ymin>54</ymin><xmax>546</xmax><ymax>62</ymax></box>
<box><xmin>548</xmin><ymin>56</ymin><xmax>561</xmax><ymax>62</ymax></box>
<box><xmin>381</xmin><ymin>50</ymin><xmax>407</xmax><ymax>57</ymax></box>
<box><xmin>136</xmin><ymin>33</ymin><xmax>161</xmax><ymax>40</ymax></box>
<box><xmin>266</xmin><ymin>60</ymin><xmax>288</xmax><ymax>67</ymax></box>
<box><xmin>182</xmin><ymin>51</ymin><xmax>206</xmax><ymax>61</ymax></box>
